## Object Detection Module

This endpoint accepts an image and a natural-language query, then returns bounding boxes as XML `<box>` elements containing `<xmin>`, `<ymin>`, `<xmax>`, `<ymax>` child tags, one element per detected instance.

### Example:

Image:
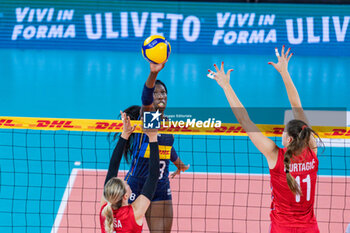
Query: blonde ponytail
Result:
<box><xmin>102</xmin><ymin>178</ymin><xmax>126</xmax><ymax>233</ymax></box>
<box><xmin>102</xmin><ymin>203</ymin><xmax>114</xmax><ymax>233</ymax></box>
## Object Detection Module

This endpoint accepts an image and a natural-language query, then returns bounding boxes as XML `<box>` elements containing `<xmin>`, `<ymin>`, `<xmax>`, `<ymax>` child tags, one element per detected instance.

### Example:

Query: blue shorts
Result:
<box><xmin>126</xmin><ymin>176</ymin><xmax>172</xmax><ymax>203</ymax></box>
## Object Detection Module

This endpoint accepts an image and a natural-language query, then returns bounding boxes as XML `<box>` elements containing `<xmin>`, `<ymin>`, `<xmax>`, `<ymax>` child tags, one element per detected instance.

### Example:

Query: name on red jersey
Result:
<box><xmin>114</xmin><ymin>219</ymin><xmax>122</xmax><ymax>228</ymax></box>
<box><xmin>287</xmin><ymin>159</ymin><xmax>316</xmax><ymax>173</ymax></box>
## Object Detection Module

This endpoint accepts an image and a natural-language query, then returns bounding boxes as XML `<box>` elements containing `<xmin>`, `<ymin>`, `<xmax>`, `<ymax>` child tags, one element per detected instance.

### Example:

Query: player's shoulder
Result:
<box><xmin>269</xmin><ymin>147</ymin><xmax>287</xmax><ymax>172</ymax></box>
<box><xmin>158</xmin><ymin>133</ymin><xmax>174</xmax><ymax>145</ymax></box>
<box><xmin>114</xmin><ymin>205</ymin><xmax>133</xmax><ymax>218</ymax></box>
<box><xmin>119</xmin><ymin>204</ymin><xmax>133</xmax><ymax>213</ymax></box>
<box><xmin>276</xmin><ymin>147</ymin><xmax>287</xmax><ymax>162</ymax></box>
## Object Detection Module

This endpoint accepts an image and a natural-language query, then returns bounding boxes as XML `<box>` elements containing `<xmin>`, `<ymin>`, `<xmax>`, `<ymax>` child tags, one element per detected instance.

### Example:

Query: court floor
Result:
<box><xmin>54</xmin><ymin>169</ymin><xmax>350</xmax><ymax>233</ymax></box>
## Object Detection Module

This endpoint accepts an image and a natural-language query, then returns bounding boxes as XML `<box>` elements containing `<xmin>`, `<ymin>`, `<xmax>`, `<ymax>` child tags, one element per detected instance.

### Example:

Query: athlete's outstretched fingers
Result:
<box><xmin>281</xmin><ymin>45</ymin><xmax>285</xmax><ymax>57</ymax></box>
<box><xmin>285</xmin><ymin>47</ymin><xmax>291</xmax><ymax>58</ymax></box>
<box><xmin>220</xmin><ymin>61</ymin><xmax>224</xmax><ymax>71</ymax></box>
<box><xmin>213</xmin><ymin>63</ymin><xmax>220</xmax><ymax>72</ymax></box>
<box><xmin>275</xmin><ymin>48</ymin><xmax>280</xmax><ymax>58</ymax></box>
<box><xmin>207</xmin><ymin>69</ymin><xmax>216</xmax><ymax>79</ymax></box>
<box><xmin>268</xmin><ymin>62</ymin><xmax>278</xmax><ymax>70</ymax></box>
<box><xmin>208</xmin><ymin>69</ymin><xmax>215</xmax><ymax>74</ymax></box>
<box><xmin>287</xmin><ymin>53</ymin><xmax>293</xmax><ymax>62</ymax></box>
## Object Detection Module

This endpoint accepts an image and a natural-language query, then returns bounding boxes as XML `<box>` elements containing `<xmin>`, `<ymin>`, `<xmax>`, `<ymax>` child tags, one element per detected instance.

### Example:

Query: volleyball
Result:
<box><xmin>142</xmin><ymin>35</ymin><xmax>171</xmax><ymax>64</ymax></box>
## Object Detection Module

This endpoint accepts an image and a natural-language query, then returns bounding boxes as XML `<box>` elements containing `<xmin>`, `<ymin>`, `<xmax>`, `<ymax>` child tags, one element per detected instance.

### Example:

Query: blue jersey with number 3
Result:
<box><xmin>125</xmin><ymin>133</ymin><xmax>176</xmax><ymax>182</ymax></box>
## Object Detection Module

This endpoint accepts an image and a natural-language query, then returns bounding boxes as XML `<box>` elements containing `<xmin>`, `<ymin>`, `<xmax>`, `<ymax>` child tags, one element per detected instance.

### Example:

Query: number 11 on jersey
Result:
<box><xmin>295</xmin><ymin>174</ymin><xmax>311</xmax><ymax>202</ymax></box>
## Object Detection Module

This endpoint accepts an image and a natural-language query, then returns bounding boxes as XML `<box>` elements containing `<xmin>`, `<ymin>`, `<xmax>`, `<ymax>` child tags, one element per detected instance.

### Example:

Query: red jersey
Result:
<box><xmin>269</xmin><ymin>147</ymin><xmax>319</xmax><ymax>228</ymax></box>
<box><xmin>100</xmin><ymin>203</ymin><xmax>142</xmax><ymax>233</ymax></box>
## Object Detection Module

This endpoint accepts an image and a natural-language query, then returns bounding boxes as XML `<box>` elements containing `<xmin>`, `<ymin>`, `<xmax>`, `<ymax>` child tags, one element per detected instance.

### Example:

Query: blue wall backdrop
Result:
<box><xmin>0</xmin><ymin>1</ymin><xmax>349</xmax><ymax>55</ymax></box>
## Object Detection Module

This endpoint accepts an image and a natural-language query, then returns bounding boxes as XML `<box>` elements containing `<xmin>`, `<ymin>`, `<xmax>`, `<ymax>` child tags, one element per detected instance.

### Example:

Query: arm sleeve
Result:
<box><xmin>141</xmin><ymin>83</ymin><xmax>155</xmax><ymax>106</ymax></box>
<box><xmin>104</xmin><ymin>137</ymin><xmax>127</xmax><ymax>185</ymax></box>
<box><xmin>140</xmin><ymin>142</ymin><xmax>160</xmax><ymax>200</ymax></box>
<box><xmin>170</xmin><ymin>147</ymin><xmax>178</xmax><ymax>162</ymax></box>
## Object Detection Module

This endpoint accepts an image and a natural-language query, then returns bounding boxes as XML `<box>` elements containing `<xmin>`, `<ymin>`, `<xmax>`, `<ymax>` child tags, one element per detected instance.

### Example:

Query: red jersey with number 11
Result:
<box><xmin>270</xmin><ymin>147</ymin><xmax>319</xmax><ymax>228</ymax></box>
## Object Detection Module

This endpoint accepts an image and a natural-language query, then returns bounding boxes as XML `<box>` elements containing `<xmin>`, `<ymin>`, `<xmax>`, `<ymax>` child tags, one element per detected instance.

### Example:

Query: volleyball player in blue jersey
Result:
<box><xmin>121</xmin><ymin>62</ymin><xmax>189</xmax><ymax>232</ymax></box>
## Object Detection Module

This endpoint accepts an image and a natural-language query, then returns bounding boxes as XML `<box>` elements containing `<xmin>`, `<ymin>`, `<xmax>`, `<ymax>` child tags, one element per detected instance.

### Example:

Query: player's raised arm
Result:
<box><xmin>141</xmin><ymin>35</ymin><xmax>170</xmax><ymax>113</ymax></box>
<box><xmin>268</xmin><ymin>46</ymin><xmax>307</xmax><ymax>123</ymax></box>
<box><xmin>208</xmin><ymin>62</ymin><xmax>279</xmax><ymax>168</ymax></box>
<box><xmin>142</xmin><ymin>62</ymin><xmax>167</xmax><ymax>112</ymax></box>
<box><xmin>268</xmin><ymin>46</ymin><xmax>317</xmax><ymax>152</ymax></box>
<box><xmin>131</xmin><ymin>127</ymin><xmax>160</xmax><ymax>225</ymax></box>
<box><xmin>100</xmin><ymin>111</ymin><xmax>136</xmax><ymax>207</ymax></box>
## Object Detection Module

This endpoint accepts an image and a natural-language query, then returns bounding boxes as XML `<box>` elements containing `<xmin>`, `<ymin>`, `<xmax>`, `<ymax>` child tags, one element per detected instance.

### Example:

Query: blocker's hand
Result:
<box><xmin>208</xmin><ymin>62</ymin><xmax>233</xmax><ymax>89</ymax></box>
<box><xmin>268</xmin><ymin>45</ymin><xmax>293</xmax><ymax>74</ymax></box>
<box><xmin>150</xmin><ymin>60</ymin><xmax>167</xmax><ymax>73</ymax></box>
<box><xmin>120</xmin><ymin>111</ymin><xmax>137</xmax><ymax>139</ymax></box>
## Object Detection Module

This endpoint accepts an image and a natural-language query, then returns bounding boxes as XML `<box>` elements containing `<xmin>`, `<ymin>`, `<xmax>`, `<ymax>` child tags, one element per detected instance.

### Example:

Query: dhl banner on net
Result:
<box><xmin>0</xmin><ymin>116</ymin><xmax>349</xmax><ymax>139</ymax></box>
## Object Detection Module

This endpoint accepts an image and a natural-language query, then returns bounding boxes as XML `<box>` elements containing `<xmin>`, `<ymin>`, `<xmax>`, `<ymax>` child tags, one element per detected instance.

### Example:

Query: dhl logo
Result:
<box><xmin>325</xmin><ymin>129</ymin><xmax>350</xmax><ymax>136</ymax></box>
<box><xmin>0</xmin><ymin>118</ymin><xmax>125</xmax><ymax>130</ymax></box>
<box><xmin>158</xmin><ymin>125</ymin><xmax>196</xmax><ymax>132</ymax></box>
<box><xmin>36</xmin><ymin>120</ymin><xmax>75</xmax><ymax>128</ymax></box>
<box><xmin>0</xmin><ymin>119</ymin><xmax>76</xmax><ymax>128</ymax></box>
<box><xmin>213</xmin><ymin>126</ymin><xmax>245</xmax><ymax>133</ymax></box>
<box><xmin>0</xmin><ymin>117</ymin><xmax>349</xmax><ymax>139</ymax></box>
<box><xmin>92</xmin><ymin>122</ymin><xmax>123</xmax><ymax>130</ymax></box>
<box><xmin>143</xmin><ymin>145</ymin><xmax>171</xmax><ymax>159</ymax></box>
<box><xmin>0</xmin><ymin>119</ymin><xmax>16</xmax><ymax>127</ymax></box>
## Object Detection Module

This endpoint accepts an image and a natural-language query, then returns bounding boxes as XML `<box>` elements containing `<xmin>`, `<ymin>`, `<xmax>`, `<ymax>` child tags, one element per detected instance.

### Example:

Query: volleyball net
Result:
<box><xmin>1</xmin><ymin>116</ymin><xmax>349</xmax><ymax>233</ymax></box>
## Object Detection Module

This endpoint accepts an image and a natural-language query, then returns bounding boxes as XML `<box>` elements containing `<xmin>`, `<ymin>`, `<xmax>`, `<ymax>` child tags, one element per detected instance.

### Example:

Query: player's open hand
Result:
<box><xmin>208</xmin><ymin>62</ymin><xmax>233</xmax><ymax>89</ymax></box>
<box><xmin>170</xmin><ymin>163</ymin><xmax>190</xmax><ymax>179</ymax></box>
<box><xmin>150</xmin><ymin>60</ymin><xmax>167</xmax><ymax>73</ymax></box>
<box><xmin>120</xmin><ymin>111</ymin><xmax>137</xmax><ymax>139</ymax></box>
<box><xmin>268</xmin><ymin>45</ymin><xmax>293</xmax><ymax>74</ymax></box>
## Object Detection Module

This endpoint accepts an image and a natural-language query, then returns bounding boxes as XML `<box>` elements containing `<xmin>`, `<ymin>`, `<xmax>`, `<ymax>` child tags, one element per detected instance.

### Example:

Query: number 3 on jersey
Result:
<box><xmin>295</xmin><ymin>174</ymin><xmax>311</xmax><ymax>202</ymax></box>
<box><xmin>159</xmin><ymin>161</ymin><xmax>166</xmax><ymax>179</ymax></box>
